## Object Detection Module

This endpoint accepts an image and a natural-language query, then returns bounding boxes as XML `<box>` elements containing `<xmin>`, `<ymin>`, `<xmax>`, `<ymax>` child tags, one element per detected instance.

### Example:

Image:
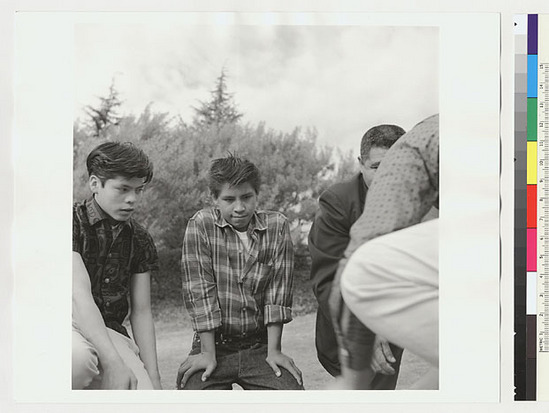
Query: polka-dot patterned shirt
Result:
<box><xmin>346</xmin><ymin>113</ymin><xmax>439</xmax><ymax>257</ymax></box>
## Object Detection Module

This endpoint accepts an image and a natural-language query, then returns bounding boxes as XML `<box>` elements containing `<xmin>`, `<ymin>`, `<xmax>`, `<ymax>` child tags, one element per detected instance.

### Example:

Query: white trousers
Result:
<box><xmin>341</xmin><ymin>219</ymin><xmax>439</xmax><ymax>366</ymax></box>
<box><xmin>72</xmin><ymin>324</ymin><xmax>153</xmax><ymax>389</ymax></box>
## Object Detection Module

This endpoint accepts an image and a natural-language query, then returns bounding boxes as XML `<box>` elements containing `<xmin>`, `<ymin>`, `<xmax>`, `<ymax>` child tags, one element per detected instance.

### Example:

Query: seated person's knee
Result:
<box><xmin>72</xmin><ymin>336</ymin><xmax>99</xmax><ymax>389</ymax></box>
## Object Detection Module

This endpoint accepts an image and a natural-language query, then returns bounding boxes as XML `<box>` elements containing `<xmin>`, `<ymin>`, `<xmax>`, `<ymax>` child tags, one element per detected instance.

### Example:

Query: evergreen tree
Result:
<box><xmin>193</xmin><ymin>69</ymin><xmax>243</xmax><ymax>128</ymax></box>
<box><xmin>84</xmin><ymin>79</ymin><xmax>122</xmax><ymax>137</ymax></box>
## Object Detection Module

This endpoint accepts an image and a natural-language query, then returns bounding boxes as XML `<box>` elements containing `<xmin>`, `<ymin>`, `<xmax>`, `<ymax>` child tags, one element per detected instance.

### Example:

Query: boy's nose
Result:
<box><xmin>234</xmin><ymin>200</ymin><xmax>245</xmax><ymax>213</ymax></box>
<box><xmin>125</xmin><ymin>192</ymin><xmax>137</xmax><ymax>204</ymax></box>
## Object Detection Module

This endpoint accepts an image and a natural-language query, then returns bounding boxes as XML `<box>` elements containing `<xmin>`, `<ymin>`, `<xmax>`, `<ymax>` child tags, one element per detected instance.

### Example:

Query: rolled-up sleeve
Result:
<box><xmin>181</xmin><ymin>215</ymin><xmax>222</xmax><ymax>332</ymax></box>
<box><xmin>264</xmin><ymin>217</ymin><xmax>294</xmax><ymax>325</ymax></box>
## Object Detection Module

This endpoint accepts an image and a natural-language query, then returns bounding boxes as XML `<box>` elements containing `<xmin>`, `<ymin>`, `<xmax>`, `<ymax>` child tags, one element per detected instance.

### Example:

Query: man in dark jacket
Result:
<box><xmin>308</xmin><ymin>124</ymin><xmax>405</xmax><ymax>388</ymax></box>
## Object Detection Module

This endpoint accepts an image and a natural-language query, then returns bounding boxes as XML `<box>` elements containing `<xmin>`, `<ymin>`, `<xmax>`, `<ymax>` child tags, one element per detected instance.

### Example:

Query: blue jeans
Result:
<box><xmin>182</xmin><ymin>338</ymin><xmax>304</xmax><ymax>390</ymax></box>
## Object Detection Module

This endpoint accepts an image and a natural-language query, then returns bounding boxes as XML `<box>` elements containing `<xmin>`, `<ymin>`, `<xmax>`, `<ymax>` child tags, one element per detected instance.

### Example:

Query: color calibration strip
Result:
<box><xmin>516</xmin><ymin>14</ymin><xmax>549</xmax><ymax>401</ymax></box>
<box><xmin>527</xmin><ymin>14</ymin><xmax>538</xmax><ymax>401</ymax></box>
<box><xmin>537</xmin><ymin>14</ymin><xmax>549</xmax><ymax>402</ymax></box>
<box><xmin>514</xmin><ymin>14</ymin><xmax>529</xmax><ymax>400</ymax></box>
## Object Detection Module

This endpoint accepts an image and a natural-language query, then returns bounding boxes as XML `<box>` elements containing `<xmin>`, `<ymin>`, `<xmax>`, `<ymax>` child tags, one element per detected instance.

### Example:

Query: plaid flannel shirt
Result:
<box><xmin>181</xmin><ymin>207</ymin><xmax>294</xmax><ymax>336</ymax></box>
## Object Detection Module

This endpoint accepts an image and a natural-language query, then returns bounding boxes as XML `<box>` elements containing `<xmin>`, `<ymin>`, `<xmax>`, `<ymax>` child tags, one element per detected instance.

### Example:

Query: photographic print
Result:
<box><xmin>13</xmin><ymin>11</ymin><xmax>500</xmax><ymax>405</ymax></box>
<box><xmin>72</xmin><ymin>19</ymin><xmax>438</xmax><ymax>391</ymax></box>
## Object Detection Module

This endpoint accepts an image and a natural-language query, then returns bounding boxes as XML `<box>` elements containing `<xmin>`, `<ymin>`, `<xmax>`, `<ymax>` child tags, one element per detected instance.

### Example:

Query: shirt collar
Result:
<box><xmin>213</xmin><ymin>208</ymin><xmax>267</xmax><ymax>233</ymax></box>
<box><xmin>85</xmin><ymin>197</ymin><xmax>132</xmax><ymax>230</ymax></box>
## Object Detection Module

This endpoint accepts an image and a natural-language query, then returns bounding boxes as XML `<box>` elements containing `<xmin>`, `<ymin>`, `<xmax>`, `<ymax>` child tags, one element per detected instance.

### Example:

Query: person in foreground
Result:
<box><xmin>177</xmin><ymin>154</ymin><xmax>303</xmax><ymax>390</ymax></box>
<box><xmin>308</xmin><ymin>124</ymin><xmax>406</xmax><ymax>386</ymax></box>
<box><xmin>72</xmin><ymin>141</ymin><xmax>162</xmax><ymax>390</ymax></box>
<box><xmin>330</xmin><ymin>114</ymin><xmax>440</xmax><ymax>390</ymax></box>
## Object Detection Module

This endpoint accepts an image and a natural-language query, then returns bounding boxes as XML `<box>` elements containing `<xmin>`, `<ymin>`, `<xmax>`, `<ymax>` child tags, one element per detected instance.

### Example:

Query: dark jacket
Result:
<box><xmin>308</xmin><ymin>173</ymin><xmax>403</xmax><ymax>386</ymax></box>
<box><xmin>308</xmin><ymin>173</ymin><xmax>367</xmax><ymax>376</ymax></box>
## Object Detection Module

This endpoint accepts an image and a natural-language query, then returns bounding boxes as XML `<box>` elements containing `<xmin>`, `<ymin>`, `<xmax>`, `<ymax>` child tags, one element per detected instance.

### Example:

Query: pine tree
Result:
<box><xmin>193</xmin><ymin>69</ymin><xmax>243</xmax><ymax>128</ymax></box>
<box><xmin>84</xmin><ymin>79</ymin><xmax>122</xmax><ymax>137</ymax></box>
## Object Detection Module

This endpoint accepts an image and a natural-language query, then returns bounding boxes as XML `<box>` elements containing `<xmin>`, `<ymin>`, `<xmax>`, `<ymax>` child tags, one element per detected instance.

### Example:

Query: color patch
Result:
<box><xmin>528</xmin><ymin>228</ymin><xmax>537</xmax><ymax>271</ymax></box>
<box><xmin>528</xmin><ymin>185</ymin><xmax>537</xmax><ymax>228</ymax></box>
<box><xmin>528</xmin><ymin>141</ymin><xmax>538</xmax><ymax>184</ymax></box>
<box><xmin>529</xmin><ymin>55</ymin><xmax>539</xmax><ymax>98</ymax></box>
<box><xmin>528</xmin><ymin>98</ymin><xmax>538</xmax><ymax>141</ymax></box>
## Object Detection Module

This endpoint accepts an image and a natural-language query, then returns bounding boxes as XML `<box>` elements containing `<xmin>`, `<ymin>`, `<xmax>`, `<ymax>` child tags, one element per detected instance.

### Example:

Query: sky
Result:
<box><xmin>75</xmin><ymin>21</ymin><xmax>438</xmax><ymax>156</ymax></box>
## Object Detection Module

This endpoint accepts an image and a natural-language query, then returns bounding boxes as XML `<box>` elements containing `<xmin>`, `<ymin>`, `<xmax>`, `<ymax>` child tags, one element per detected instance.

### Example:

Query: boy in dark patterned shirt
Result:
<box><xmin>177</xmin><ymin>155</ymin><xmax>303</xmax><ymax>390</ymax></box>
<box><xmin>72</xmin><ymin>142</ymin><xmax>162</xmax><ymax>390</ymax></box>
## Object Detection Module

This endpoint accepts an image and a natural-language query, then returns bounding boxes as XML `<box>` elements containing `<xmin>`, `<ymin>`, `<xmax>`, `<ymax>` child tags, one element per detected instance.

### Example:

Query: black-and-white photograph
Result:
<box><xmin>72</xmin><ymin>20</ymin><xmax>439</xmax><ymax>391</ymax></box>
<box><xmin>11</xmin><ymin>9</ymin><xmax>502</xmax><ymax>407</ymax></box>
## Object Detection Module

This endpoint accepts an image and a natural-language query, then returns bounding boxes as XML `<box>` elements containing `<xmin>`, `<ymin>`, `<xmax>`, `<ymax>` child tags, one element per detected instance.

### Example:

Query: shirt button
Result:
<box><xmin>104</xmin><ymin>278</ymin><xmax>110</xmax><ymax>284</ymax></box>
<box><xmin>105</xmin><ymin>301</ymin><xmax>110</xmax><ymax>307</ymax></box>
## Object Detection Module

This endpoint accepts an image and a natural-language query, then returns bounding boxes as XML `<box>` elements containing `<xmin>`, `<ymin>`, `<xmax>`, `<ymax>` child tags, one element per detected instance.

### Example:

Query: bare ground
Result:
<box><xmin>154</xmin><ymin>309</ymin><xmax>430</xmax><ymax>390</ymax></box>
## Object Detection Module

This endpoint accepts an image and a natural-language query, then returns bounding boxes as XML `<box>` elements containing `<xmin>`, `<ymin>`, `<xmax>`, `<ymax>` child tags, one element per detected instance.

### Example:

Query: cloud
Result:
<box><xmin>75</xmin><ymin>23</ymin><xmax>438</xmax><ymax>154</ymax></box>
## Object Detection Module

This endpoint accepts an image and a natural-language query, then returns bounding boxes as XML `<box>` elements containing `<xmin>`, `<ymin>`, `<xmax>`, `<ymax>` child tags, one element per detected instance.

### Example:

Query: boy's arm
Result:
<box><xmin>129</xmin><ymin>271</ymin><xmax>162</xmax><ymax>389</ymax></box>
<box><xmin>72</xmin><ymin>251</ymin><xmax>137</xmax><ymax>389</ymax></box>
<box><xmin>263</xmin><ymin>218</ymin><xmax>302</xmax><ymax>385</ymax></box>
<box><xmin>177</xmin><ymin>215</ymin><xmax>221</xmax><ymax>388</ymax></box>
<box><xmin>265</xmin><ymin>323</ymin><xmax>302</xmax><ymax>385</ymax></box>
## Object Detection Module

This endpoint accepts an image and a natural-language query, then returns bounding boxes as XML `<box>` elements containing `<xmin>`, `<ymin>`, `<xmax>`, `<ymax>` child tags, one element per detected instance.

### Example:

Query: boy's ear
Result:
<box><xmin>88</xmin><ymin>175</ymin><xmax>100</xmax><ymax>194</ymax></box>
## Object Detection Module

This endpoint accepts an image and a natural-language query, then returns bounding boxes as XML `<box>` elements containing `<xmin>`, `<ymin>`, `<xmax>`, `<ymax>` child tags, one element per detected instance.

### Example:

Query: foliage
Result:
<box><xmin>73</xmin><ymin>79</ymin><xmax>356</xmax><ymax>300</ymax></box>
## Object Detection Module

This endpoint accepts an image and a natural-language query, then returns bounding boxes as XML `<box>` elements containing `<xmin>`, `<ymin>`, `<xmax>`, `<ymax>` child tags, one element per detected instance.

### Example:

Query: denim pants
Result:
<box><xmin>182</xmin><ymin>335</ymin><xmax>304</xmax><ymax>390</ymax></box>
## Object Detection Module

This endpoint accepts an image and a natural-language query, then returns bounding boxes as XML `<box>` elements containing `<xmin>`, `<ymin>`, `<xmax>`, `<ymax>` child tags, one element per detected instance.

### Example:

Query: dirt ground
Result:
<box><xmin>154</xmin><ymin>311</ymin><xmax>430</xmax><ymax>390</ymax></box>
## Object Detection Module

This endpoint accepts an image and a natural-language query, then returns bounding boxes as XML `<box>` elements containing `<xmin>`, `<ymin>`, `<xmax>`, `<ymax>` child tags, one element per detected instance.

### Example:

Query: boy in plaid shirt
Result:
<box><xmin>177</xmin><ymin>155</ymin><xmax>303</xmax><ymax>390</ymax></box>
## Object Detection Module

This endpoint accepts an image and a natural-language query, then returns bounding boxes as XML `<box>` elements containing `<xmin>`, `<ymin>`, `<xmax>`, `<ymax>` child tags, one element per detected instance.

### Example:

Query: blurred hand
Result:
<box><xmin>370</xmin><ymin>335</ymin><xmax>396</xmax><ymax>375</ymax></box>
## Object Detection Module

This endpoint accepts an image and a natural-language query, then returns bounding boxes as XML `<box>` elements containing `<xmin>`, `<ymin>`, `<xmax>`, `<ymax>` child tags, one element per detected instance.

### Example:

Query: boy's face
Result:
<box><xmin>358</xmin><ymin>146</ymin><xmax>389</xmax><ymax>187</ymax></box>
<box><xmin>215</xmin><ymin>182</ymin><xmax>258</xmax><ymax>232</ymax></box>
<box><xmin>89</xmin><ymin>175</ymin><xmax>147</xmax><ymax>222</ymax></box>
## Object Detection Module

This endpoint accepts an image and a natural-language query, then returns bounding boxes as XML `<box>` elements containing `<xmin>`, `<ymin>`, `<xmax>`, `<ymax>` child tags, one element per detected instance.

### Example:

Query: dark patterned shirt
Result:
<box><xmin>73</xmin><ymin>197</ymin><xmax>159</xmax><ymax>337</ymax></box>
<box><xmin>181</xmin><ymin>207</ymin><xmax>294</xmax><ymax>335</ymax></box>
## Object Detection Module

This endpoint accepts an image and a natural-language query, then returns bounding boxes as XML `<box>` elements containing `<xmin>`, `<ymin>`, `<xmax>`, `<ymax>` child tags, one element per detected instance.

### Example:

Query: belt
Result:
<box><xmin>214</xmin><ymin>330</ymin><xmax>268</xmax><ymax>349</ymax></box>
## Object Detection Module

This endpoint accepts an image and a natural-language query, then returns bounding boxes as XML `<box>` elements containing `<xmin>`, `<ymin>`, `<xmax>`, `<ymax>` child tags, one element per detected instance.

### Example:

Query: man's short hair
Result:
<box><xmin>208</xmin><ymin>154</ymin><xmax>261</xmax><ymax>198</ymax></box>
<box><xmin>360</xmin><ymin>124</ymin><xmax>406</xmax><ymax>159</ymax></box>
<box><xmin>86</xmin><ymin>141</ymin><xmax>154</xmax><ymax>185</ymax></box>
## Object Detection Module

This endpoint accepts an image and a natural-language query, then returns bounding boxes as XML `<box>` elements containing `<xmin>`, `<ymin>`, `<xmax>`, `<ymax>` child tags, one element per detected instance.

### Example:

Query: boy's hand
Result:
<box><xmin>370</xmin><ymin>335</ymin><xmax>396</xmax><ymax>375</ymax></box>
<box><xmin>176</xmin><ymin>352</ymin><xmax>217</xmax><ymax>389</ymax></box>
<box><xmin>101</xmin><ymin>362</ymin><xmax>138</xmax><ymax>390</ymax></box>
<box><xmin>265</xmin><ymin>350</ymin><xmax>303</xmax><ymax>386</ymax></box>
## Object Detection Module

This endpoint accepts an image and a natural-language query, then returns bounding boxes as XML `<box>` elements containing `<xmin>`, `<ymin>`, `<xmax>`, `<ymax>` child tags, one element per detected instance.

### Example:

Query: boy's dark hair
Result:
<box><xmin>208</xmin><ymin>154</ymin><xmax>261</xmax><ymax>198</ymax></box>
<box><xmin>86</xmin><ymin>141</ymin><xmax>153</xmax><ymax>185</ymax></box>
<box><xmin>360</xmin><ymin>124</ymin><xmax>406</xmax><ymax>159</ymax></box>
